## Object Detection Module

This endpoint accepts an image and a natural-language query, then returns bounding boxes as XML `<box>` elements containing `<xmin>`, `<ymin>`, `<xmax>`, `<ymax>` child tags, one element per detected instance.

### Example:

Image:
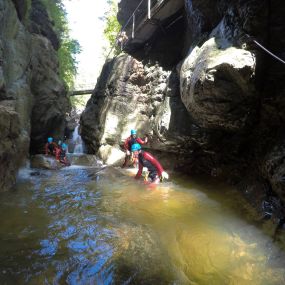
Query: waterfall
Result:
<box><xmin>72</xmin><ymin>125</ymin><xmax>85</xmax><ymax>154</ymax></box>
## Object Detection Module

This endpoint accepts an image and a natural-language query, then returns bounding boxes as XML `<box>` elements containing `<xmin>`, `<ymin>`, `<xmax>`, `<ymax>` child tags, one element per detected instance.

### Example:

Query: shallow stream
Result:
<box><xmin>0</xmin><ymin>156</ymin><xmax>285</xmax><ymax>284</ymax></box>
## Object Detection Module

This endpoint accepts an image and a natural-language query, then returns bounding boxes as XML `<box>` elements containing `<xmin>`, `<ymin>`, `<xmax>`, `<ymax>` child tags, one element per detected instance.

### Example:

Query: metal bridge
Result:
<box><xmin>71</xmin><ymin>0</ymin><xmax>185</xmax><ymax>95</ymax></box>
<box><xmin>69</xmin><ymin>84</ymin><xmax>94</xmax><ymax>96</ymax></box>
<box><xmin>108</xmin><ymin>0</ymin><xmax>184</xmax><ymax>57</ymax></box>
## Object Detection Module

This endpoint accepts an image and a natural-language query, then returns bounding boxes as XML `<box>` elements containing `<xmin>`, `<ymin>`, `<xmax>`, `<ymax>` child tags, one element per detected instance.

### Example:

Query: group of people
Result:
<box><xmin>123</xmin><ymin>130</ymin><xmax>169</xmax><ymax>184</ymax></box>
<box><xmin>45</xmin><ymin>137</ymin><xmax>70</xmax><ymax>166</ymax></box>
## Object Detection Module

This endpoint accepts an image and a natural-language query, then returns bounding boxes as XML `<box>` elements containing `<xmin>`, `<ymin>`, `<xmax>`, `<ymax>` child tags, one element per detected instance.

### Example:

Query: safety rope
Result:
<box><xmin>245</xmin><ymin>34</ymin><xmax>285</xmax><ymax>65</ymax></box>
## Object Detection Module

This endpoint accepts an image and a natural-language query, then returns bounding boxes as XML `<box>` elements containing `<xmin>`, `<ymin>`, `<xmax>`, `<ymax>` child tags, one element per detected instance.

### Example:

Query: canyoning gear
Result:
<box><xmin>131</xmin><ymin>143</ymin><xmax>141</xmax><ymax>152</ymax></box>
<box><xmin>124</xmin><ymin>135</ymin><xmax>147</xmax><ymax>151</ymax></box>
<box><xmin>131</xmin><ymin>129</ymin><xmax>137</xmax><ymax>135</ymax></box>
<box><xmin>122</xmin><ymin>134</ymin><xmax>148</xmax><ymax>168</ymax></box>
<box><xmin>48</xmin><ymin>137</ymin><xmax>53</xmax><ymax>143</ymax></box>
<box><xmin>161</xmin><ymin>171</ymin><xmax>169</xmax><ymax>181</ymax></box>
<box><xmin>55</xmin><ymin>146</ymin><xmax>61</xmax><ymax>161</ymax></box>
<box><xmin>130</xmin><ymin>151</ymin><xmax>139</xmax><ymax>168</ymax></box>
<box><xmin>45</xmin><ymin>141</ymin><xmax>57</xmax><ymax>156</ymax></box>
<box><xmin>62</xmin><ymin>143</ymin><xmax>67</xmax><ymax>150</ymax></box>
<box><xmin>135</xmin><ymin>150</ymin><xmax>166</xmax><ymax>183</ymax></box>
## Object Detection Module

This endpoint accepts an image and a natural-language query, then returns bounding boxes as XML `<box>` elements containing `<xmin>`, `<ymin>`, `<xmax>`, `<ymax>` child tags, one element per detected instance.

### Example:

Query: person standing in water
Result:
<box><xmin>122</xmin><ymin>129</ymin><xmax>148</xmax><ymax>168</ymax></box>
<box><xmin>131</xmin><ymin>143</ymin><xmax>169</xmax><ymax>184</ymax></box>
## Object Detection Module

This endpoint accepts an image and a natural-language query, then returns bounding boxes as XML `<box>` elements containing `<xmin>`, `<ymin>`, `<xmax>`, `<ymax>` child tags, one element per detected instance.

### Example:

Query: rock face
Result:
<box><xmin>81</xmin><ymin>54</ymin><xmax>193</xmax><ymax>166</ymax></box>
<box><xmin>81</xmin><ymin>0</ymin><xmax>285</xmax><ymax>219</ymax></box>
<box><xmin>0</xmin><ymin>0</ymin><xmax>70</xmax><ymax>191</ymax></box>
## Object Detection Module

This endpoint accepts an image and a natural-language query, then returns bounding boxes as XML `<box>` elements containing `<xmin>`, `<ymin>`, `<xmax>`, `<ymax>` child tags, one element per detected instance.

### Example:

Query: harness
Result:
<box><xmin>128</xmin><ymin>137</ymin><xmax>138</xmax><ymax>151</ymax></box>
<box><xmin>48</xmin><ymin>143</ymin><xmax>55</xmax><ymax>153</ymax></box>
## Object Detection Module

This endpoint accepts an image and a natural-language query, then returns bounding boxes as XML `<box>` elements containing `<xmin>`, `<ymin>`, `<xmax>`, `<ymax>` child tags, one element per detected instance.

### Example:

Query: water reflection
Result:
<box><xmin>0</xmin><ymin>162</ymin><xmax>284</xmax><ymax>284</ymax></box>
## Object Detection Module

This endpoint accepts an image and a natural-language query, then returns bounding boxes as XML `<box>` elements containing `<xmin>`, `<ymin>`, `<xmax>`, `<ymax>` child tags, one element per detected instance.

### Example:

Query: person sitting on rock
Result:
<box><xmin>58</xmin><ymin>143</ymin><xmax>70</xmax><ymax>166</ymax></box>
<box><xmin>131</xmin><ymin>143</ymin><xmax>169</xmax><ymax>184</ymax></box>
<box><xmin>45</xmin><ymin>137</ymin><xmax>57</xmax><ymax>156</ymax></box>
<box><xmin>122</xmin><ymin>129</ymin><xmax>148</xmax><ymax>168</ymax></box>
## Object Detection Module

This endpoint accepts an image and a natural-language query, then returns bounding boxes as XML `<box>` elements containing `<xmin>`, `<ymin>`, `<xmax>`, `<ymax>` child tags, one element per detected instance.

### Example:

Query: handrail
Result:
<box><xmin>106</xmin><ymin>0</ymin><xmax>153</xmax><ymax>59</ymax></box>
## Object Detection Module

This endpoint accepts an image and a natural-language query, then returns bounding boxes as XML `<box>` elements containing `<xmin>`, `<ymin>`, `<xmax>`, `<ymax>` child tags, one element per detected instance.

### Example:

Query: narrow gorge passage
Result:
<box><xmin>0</xmin><ymin>157</ymin><xmax>285</xmax><ymax>284</ymax></box>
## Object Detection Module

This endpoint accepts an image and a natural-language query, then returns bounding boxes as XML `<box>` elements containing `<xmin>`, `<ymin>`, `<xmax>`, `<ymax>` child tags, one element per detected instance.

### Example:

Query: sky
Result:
<box><xmin>62</xmin><ymin>0</ymin><xmax>112</xmax><ymax>90</ymax></box>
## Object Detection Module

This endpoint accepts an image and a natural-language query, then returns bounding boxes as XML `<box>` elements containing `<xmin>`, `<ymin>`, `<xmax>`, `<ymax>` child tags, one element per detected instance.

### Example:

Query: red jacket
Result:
<box><xmin>124</xmin><ymin>136</ymin><xmax>146</xmax><ymax>151</ymax></box>
<box><xmin>135</xmin><ymin>151</ymin><xmax>164</xmax><ymax>179</ymax></box>
<box><xmin>45</xmin><ymin>142</ymin><xmax>57</xmax><ymax>155</ymax></box>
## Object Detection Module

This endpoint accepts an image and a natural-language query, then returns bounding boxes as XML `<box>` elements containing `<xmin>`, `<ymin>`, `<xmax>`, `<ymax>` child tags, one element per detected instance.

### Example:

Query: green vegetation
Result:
<box><xmin>70</xmin><ymin>95</ymin><xmax>91</xmax><ymax>110</ymax></box>
<box><xmin>103</xmin><ymin>0</ymin><xmax>122</xmax><ymax>56</ymax></box>
<box><xmin>40</xmin><ymin>0</ymin><xmax>81</xmax><ymax>90</ymax></box>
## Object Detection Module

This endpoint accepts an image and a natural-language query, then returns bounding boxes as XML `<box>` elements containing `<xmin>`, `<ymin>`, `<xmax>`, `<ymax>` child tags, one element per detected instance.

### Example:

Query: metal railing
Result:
<box><xmin>106</xmin><ymin>0</ymin><xmax>163</xmax><ymax>59</ymax></box>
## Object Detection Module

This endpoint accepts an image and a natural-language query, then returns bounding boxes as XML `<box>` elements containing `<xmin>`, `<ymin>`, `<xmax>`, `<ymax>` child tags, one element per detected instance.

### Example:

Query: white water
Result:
<box><xmin>72</xmin><ymin>125</ymin><xmax>85</xmax><ymax>154</ymax></box>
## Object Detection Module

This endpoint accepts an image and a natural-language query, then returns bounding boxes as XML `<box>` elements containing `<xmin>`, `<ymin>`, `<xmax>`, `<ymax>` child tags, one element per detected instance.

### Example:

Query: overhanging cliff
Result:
<box><xmin>81</xmin><ymin>0</ymin><xmax>285</xmax><ymax>220</ymax></box>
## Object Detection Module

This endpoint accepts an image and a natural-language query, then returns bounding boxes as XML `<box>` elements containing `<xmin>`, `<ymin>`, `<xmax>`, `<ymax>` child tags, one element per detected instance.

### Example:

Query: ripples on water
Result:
<box><xmin>0</xmin><ymin>160</ymin><xmax>285</xmax><ymax>284</ymax></box>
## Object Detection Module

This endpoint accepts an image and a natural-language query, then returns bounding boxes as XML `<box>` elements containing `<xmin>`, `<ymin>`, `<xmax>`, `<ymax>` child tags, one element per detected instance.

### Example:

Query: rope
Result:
<box><xmin>245</xmin><ymin>34</ymin><xmax>285</xmax><ymax>65</ymax></box>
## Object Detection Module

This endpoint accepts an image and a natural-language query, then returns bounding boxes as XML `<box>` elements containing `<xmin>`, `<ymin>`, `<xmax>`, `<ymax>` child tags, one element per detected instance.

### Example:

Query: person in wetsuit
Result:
<box><xmin>58</xmin><ymin>143</ymin><xmax>70</xmax><ymax>166</ymax></box>
<box><xmin>122</xmin><ymin>129</ymin><xmax>148</xmax><ymax>168</ymax></box>
<box><xmin>45</xmin><ymin>137</ymin><xmax>57</xmax><ymax>156</ymax></box>
<box><xmin>131</xmin><ymin>143</ymin><xmax>169</xmax><ymax>184</ymax></box>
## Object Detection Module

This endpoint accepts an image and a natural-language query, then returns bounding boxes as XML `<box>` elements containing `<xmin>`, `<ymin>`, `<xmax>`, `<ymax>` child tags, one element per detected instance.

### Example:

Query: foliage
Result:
<box><xmin>103</xmin><ymin>0</ymin><xmax>121</xmax><ymax>57</ymax></box>
<box><xmin>40</xmin><ymin>0</ymin><xmax>81</xmax><ymax>90</ymax></box>
<box><xmin>70</xmin><ymin>95</ymin><xmax>91</xmax><ymax>111</ymax></box>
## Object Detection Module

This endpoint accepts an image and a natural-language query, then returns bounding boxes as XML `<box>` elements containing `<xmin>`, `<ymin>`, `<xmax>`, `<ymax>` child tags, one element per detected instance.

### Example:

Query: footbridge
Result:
<box><xmin>69</xmin><ymin>84</ymin><xmax>94</xmax><ymax>96</ymax></box>
<box><xmin>108</xmin><ymin>0</ymin><xmax>185</xmax><ymax>57</ymax></box>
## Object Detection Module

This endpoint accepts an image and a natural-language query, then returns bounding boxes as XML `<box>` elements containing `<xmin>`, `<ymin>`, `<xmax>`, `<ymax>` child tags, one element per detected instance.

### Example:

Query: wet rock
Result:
<box><xmin>29</xmin><ymin>34</ymin><xmax>70</xmax><ymax>154</ymax></box>
<box><xmin>69</xmin><ymin>154</ymin><xmax>103</xmax><ymax>167</ymax></box>
<box><xmin>80</xmin><ymin>54</ymin><xmax>193</xmax><ymax>166</ymax></box>
<box><xmin>0</xmin><ymin>105</ymin><xmax>21</xmax><ymax>191</ymax></box>
<box><xmin>0</xmin><ymin>0</ymin><xmax>69</xmax><ymax>191</ymax></box>
<box><xmin>30</xmin><ymin>155</ymin><xmax>62</xmax><ymax>170</ymax></box>
<box><xmin>180</xmin><ymin>36</ymin><xmax>256</xmax><ymax>131</ymax></box>
<box><xmin>97</xmin><ymin>145</ymin><xmax>125</xmax><ymax>166</ymax></box>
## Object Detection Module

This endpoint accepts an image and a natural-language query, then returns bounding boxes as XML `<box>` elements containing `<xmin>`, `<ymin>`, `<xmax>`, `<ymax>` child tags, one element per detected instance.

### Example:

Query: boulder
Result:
<box><xmin>180</xmin><ymin>37</ymin><xmax>256</xmax><ymax>131</ymax></box>
<box><xmin>80</xmin><ymin>54</ymin><xmax>193</xmax><ymax>166</ymax></box>
<box><xmin>30</xmin><ymin>154</ymin><xmax>63</xmax><ymax>170</ymax></box>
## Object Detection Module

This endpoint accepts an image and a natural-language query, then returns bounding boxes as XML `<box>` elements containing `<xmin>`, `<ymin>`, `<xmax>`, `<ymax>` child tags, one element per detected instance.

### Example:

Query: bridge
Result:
<box><xmin>69</xmin><ymin>84</ymin><xmax>94</xmax><ymax>96</ymax></box>
<box><xmin>108</xmin><ymin>0</ymin><xmax>185</xmax><ymax>57</ymax></box>
<box><xmin>69</xmin><ymin>89</ymin><xmax>93</xmax><ymax>96</ymax></box>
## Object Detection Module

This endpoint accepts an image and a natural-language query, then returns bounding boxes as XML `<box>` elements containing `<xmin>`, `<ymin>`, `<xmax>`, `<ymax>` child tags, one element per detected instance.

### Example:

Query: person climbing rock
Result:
<box><xmin>122</xmin><ymin>129</ymin><xmax>148</xmax><ymax>168</ymax></box>
<box><xmin>58</xmin><ymin>143</ymin><xmax>70</xmax><ymax>166</ymax></box>
<box><xmin>45</xmin><ymin>137</ymin><xmax>57</xmax><ymax>156</ymax></box>
<box><xmin>117</xmin><ymin>31</ymin><xmax>128</xmax><ymax>50</ymax></box>
<box><xmin>131</xmin><ymin>143</ymin><xmax>169</xmax><ymax>184</ymax></box>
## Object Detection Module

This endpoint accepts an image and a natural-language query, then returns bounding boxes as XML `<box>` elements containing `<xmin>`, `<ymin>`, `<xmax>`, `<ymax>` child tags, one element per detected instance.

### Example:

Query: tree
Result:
<box><xmin>103</xmin><ymin>0</ymin><xmax>122</xmax><ymax>57</ymax></box>
<box><xmin>40</xmin><ymin>0</ymin><xmax>81</xmax><ymax>90</ymax></box>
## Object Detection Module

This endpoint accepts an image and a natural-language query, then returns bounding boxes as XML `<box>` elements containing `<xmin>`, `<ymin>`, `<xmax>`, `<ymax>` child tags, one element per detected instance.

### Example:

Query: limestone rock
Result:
<box><xmin>0</xmin><ymin>0</ymin><xmax>69</xmax><ymax>191</ymax></box>
<box><xmin>30</xmin><ymin>154</ymin><xmax>62</xmax><ymax>170</ymax></box>
<box><xmin>80</xmin><ymin>54</ymin><xmax>193</xmax><ymax>166</ymax></box>
<box><xmin>180</xmin><ymin>37</ymin><xmax>256</xmax><ymax>131</ymax></box>
<box><xmin>98</xmin><ymin>145</ymin><xmax>125</xmax><ymax>166</ymax></box>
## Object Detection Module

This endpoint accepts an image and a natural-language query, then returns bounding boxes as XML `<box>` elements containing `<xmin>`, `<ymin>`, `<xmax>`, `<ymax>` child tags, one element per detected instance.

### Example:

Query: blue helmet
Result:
<box><xmin>58</xmin><ymin>140</ymin><xmax>62</xmax><ymax>146</ymax></box>
<box><xmin>47</xmin><ymin>137</ymin><xmax>53</xmax><ymax>143</ymax></box>
<box><xmin>131</xmin><ymin>143</ymin><xmax>141</xmax><ymax>152</ymax></box>
<box><xmin>131</xmin><ymin>129</ymin><xmax>137</xmax><ymax>135</ymax></box>
<box><xmin>62</xmin><ymin>143</ymin><xmax>67</xmax><ymax>150</ymax></box>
